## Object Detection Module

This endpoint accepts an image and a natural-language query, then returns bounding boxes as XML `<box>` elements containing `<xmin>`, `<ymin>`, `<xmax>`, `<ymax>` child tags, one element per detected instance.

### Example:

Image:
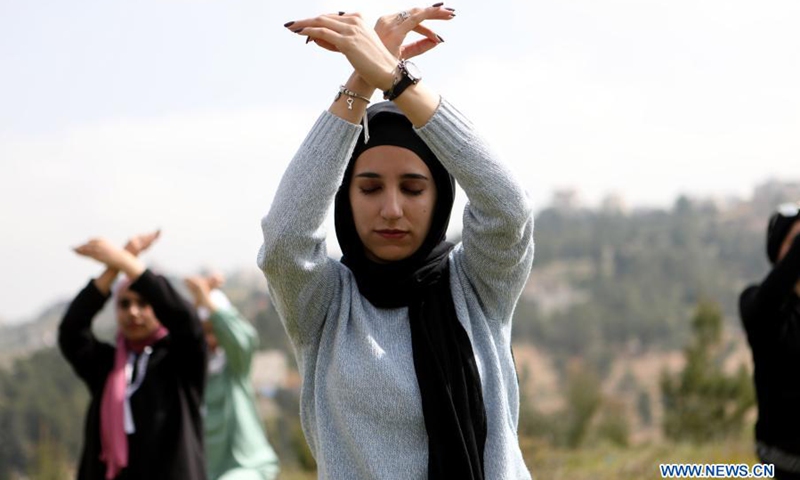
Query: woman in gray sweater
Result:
<box><xmin>258</xmin><ymin>5</ymin><xmax>534</xmax><ymax>479</ymax></box>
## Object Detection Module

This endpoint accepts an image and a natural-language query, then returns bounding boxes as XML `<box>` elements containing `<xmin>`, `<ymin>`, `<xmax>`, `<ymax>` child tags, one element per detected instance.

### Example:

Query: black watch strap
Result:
<box><xmin>383</xmin><ymin>60</ymin><xmax>420</xmax><ymax>101</ymax></box>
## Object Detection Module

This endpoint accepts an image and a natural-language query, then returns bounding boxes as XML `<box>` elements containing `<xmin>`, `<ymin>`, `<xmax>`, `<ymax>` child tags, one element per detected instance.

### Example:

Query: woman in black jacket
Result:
<box><xmin>740</xmin><ymin>203</ymin><xmax>800</xmax><ymax>479</ymax></box>
<box><xmin>59</xmin><ymin>231</ymin><xmax>208</xmax><ymax>480</ymax></box>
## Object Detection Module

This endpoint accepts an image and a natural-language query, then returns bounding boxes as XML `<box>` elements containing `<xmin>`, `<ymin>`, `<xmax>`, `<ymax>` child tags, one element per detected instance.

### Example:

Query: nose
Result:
<box><xmin>124</xmin><ymin>303</ymin><xmax>142</xmax><ymax>320</ymax></box>
<box><xmin>380</xmin><ymin>189</ymin><xmax>403</xmax><ymax>220</ymax></box>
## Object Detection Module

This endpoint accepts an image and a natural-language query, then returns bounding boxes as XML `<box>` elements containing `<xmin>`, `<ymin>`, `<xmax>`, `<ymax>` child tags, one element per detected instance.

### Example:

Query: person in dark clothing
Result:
<box><xmin>740</xmin><ymin>202</ymin><xmax>800</xmax><ymax>479</ymax></box>
<box><xmin>59</xmin><ymin>231</ymin><xmax>208</xmax><ymax>480</ymax></box>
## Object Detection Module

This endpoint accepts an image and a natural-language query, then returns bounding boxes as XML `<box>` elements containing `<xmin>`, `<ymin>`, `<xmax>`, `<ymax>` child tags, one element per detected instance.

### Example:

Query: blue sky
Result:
<box><xmin>2</xmin><ymin>0</ymin><xmax>799</xmax><ymax>322</ymax></box>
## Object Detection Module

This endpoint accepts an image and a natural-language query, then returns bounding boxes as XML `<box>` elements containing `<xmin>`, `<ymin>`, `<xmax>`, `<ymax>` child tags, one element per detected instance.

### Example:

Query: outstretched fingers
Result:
<box><xmin>284</xmin><ymin>12</ymin><xmax>364</xmax><ymax>50</ymax></box>
<box><xmin>400</xmin><ymin>37</ymin><xmax>440</xmax><ymax>60</ymax></box>
<box><xmin>375</xmin><ymin>4</ymin><xmax>456</xmax><ymax>58</ymax></box>
<box><xmin>400</xmin><ymin>22</ymin><xmax>445</xmax><ymax>59</ymax></box>
<box><xmin>125</xmin><ymin>229</ymin><xmax>161</xmax><ymax>256</ymax></box>
<box><xmin>184</xmin><ymin>275</ymin><xmax>211</xmax><ymax>301</ymax></box>
<box><xmin>73</xmin><ymin>238</ymin><xmax>120</xmax><ymax>265</ymax></box>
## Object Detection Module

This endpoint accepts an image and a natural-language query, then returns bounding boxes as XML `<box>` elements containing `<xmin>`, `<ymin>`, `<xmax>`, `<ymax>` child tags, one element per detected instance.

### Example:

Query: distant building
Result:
<box><xmin>600</xmin><ymin>193</ymin><xmax>627</xmax><ymax>214</ymax></box>
<box><xmin>551</xmin><ymin>188</ymin><xmax>581</xmax><ymax>212</ymax></box>
<box><xmin>752</xmin><ymin>179</ymin><xmax>800</xmax><ymax>215</ymax></box>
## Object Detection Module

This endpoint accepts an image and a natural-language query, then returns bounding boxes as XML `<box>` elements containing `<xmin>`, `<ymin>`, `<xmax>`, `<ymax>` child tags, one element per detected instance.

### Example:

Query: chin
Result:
<box><xmin>372</xmin><ymin>248</ymin><xmax>414</xmax><ymax>263</ymax></box>
<box><xmin>124</xmin><ymin>331</ymin><xmax>146</xmax><ymax>341</ymax></box>
<box><xmin>124</xmin><ymin>327</ymin><xmax>156</xmax><ymax>342</ymax></box>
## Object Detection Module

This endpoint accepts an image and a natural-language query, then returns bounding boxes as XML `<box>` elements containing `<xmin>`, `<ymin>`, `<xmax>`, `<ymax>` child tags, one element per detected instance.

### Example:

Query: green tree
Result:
<box><xmin>0</xmin><ymin>348</ymin><xmax>87</xmax><ymax>478</ymax></box>
<box><xmin>637</xmin><ymin>390</ymin><xmax>653</xmax><ymax>427</ymax></box>
<box><xmin>595</xmin><ymin>398</ymin><xmax>631</xmax><ymax>447</ymax></box>
<box><xmin>563</xmin><ymin>362</ymin><xmax>603</xmax><ymax>448</ymax></box>
<box><xmin>28</xmin><ymin>424</ymin><xmax>70</xmax><ymax>480</ymax></box>
<box><xmin>660</xmin><ymin>300</ymin><xmax>755</xmax><ymax>442</ymax></box>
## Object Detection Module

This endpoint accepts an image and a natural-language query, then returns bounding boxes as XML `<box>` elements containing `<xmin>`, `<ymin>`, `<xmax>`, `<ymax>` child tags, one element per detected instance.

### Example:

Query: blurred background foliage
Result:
<box><xmin>1</xmin><ymin>180</ymin><xmax>798</xmax><ymax>479</ymax></box>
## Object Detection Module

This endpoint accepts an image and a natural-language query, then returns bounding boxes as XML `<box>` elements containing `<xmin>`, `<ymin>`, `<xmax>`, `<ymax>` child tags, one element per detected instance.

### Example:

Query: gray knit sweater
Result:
<box><xmin>257</xmin><ymin>99</ymin><xmax>534</xmax><ymax>480</ymax></box>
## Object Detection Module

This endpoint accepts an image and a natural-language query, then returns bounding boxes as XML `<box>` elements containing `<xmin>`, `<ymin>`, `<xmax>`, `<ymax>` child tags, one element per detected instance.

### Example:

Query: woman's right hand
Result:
<box><xmin>374</xmin><ymin>5</ymin><xmax>456</xmax><ymax>60</ymax></box>
<box><xmin>124</xmin><ymin>229</ymin><xmax>161</xmax><ymax>257</ymax></box>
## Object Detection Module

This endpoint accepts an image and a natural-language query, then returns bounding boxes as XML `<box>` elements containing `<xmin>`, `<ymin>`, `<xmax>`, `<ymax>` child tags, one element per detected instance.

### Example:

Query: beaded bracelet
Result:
<box><xmin>335</xmin><ymin>85</ymin><xmax>371</xmax><ymax>109</ymax></box>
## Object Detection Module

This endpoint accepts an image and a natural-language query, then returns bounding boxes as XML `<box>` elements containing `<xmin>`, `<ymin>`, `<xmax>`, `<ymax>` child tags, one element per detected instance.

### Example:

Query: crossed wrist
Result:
<box><xmin>382</xmin><ymin>59</ymin><xmax>422</xmax><ymax>101</ymax></box>
<box><xmin>117</xmin><ymin>252</ymin><xmax>145</xmax><ymax>278</ymax></box>
<box><xmin>379</xmin><ymin>65</ymin><xmax>398</xmax><ymax>92</ymax></box>
<box><xmin>345</xmin><ymin>73</ymin><xmax>375</xmax><ymax>95</ymax></box>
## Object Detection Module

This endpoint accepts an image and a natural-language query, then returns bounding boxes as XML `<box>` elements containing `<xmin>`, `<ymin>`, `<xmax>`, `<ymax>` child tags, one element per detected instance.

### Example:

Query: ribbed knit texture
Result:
<box><xmin>258</xmin><ymin>99</ymin><xmax>534</xmax><ymax>480</ymax></box>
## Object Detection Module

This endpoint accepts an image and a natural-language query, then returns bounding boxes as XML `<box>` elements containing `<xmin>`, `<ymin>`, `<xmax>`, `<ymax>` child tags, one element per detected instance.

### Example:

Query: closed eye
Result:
<box><xmin>401</xmin><ymin>179</ymin><xmax>427</xmax><ymax>196</ymax></box>
<box><xmin>402</xmin><ymin>187</ymin><xmax>424</xmax><ymax>196</ymax></box>
<box><xmin>360</xmin><ymin>186</ymin><xmax>382</xmax><ymax>195</ymax></box>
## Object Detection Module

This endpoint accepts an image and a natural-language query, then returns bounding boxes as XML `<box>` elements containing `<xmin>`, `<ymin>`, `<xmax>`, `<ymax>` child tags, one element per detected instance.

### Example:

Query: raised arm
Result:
<box><xmin>208</xmin><ymin>306</ymin><xmax>257</xmax><ymax>377</ymax></box>
<box><xmin>185</xmin><ymin>275</ymin><xmax>258</xmax><ymax>377</ymax></box>
<box><xmin>58</xmin><ymin>279</ymin><xmax>115</xmax><ymax>392</ymax></box>
<box><xmin>416</xmin><ymin>101</ymin><xmax>535</xmax><ymax>321</ymax></box>
<box><xmin>256</xmin><ymin>111</ymin><xmax>360</xmax><ymax>346</ymax></box>
<box><xmin>741</xmin><ymin>234</ymin><xmax>800</xmax><ymax>330</ymax></box>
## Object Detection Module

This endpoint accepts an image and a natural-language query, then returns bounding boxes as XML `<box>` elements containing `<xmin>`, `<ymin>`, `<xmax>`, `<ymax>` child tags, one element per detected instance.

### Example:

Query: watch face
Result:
<box><xmin>403</xmin><ymin>61</ymin><xmax>422</xmax><ymax>81</ymax></box>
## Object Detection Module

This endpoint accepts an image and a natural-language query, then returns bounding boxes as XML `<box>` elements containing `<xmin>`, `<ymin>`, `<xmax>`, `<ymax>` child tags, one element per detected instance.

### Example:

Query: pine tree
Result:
<box><xmin>660</xmin><ymin>300</ymin><xmax>754</xmax><ymax>442</ymax></box>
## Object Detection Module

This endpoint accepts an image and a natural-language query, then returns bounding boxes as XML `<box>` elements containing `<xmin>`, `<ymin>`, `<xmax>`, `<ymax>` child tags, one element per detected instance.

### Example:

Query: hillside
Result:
<box><xmin>0</xmin><ymin>179</ymin><xmax>797</xmax><ymax>478</ymax></box>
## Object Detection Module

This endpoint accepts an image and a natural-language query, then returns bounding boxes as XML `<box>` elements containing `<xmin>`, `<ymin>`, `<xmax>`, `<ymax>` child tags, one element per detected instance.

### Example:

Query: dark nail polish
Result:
<box><xmin>284</xmin><ymin>21</ymin><xmax>295</xmax><ymax>27</ymax></box>
<box><xmin>437</xmin><ymin>35</ymin><xmax>445</xmax><ymax>43</ymax></box>
<box><xmin>292</xmin><ymin>28</ymin><xmax>303</xmax><ymax>34</ymax></box>
<box><xmin>306</xmin><ymin>37</ymin><xmax>312</xmax><ymax>44</ymax></box>
<box><xmin>432</xmin><ymin>2</ymin><xmax>444</xmax><ymax>6</ymax></box>
<box><xmin>338</xmin><ymin>11</ymin><xmax>345</xmax><ymax>15</ymax></box>
<box><xmin>445</xmin><ymin>7</ymin><xmax>456</xmax><ymax>11</ymax></box>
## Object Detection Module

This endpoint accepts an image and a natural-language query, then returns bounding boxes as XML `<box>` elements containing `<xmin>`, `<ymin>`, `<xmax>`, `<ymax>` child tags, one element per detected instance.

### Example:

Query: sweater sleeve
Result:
<box><xmin>58</xmin><ymin>280</ymin><xmax>115</xmax><ymax>393</ymax></box>
<box><xmin>740</xmin><ymin>234</ymin><xmax>800</xmax><ymax>333</ymax></box>
<box><xmin>208</xmin><ymin>306</ymin><xmax>258</xmax><ymax>378</ymax></box>
<box><xmin>415</xmin><ymin>99</ymin><xmax>535</xmax><ymax>321</ymax></box>
<box><xmin>257</xmin><ymin>111</ymin><xmax>362</xmax><ymax>347</ymax></box>
<box><xmin>128</xmin><ymin>270</ymin><xmax>207</xmax><ymax>390</ymax></box>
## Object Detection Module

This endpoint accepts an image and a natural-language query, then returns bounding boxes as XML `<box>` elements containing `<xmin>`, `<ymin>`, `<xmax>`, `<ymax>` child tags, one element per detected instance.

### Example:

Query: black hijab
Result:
<box><xmin>334</xmin><ymin>102</ymin><xmax>487</xmax><ymax>480</ymax></box>
<box><xmin>767</xmin><ymin>208</ymin><xmax>800</xmax><ymax>264</ymax></box>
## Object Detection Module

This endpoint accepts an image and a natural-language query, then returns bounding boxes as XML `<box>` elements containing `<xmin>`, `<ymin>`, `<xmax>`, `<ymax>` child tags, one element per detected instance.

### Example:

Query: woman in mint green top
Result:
<box><xmin>186</xmin><ymin>275</ymin><xmax>279</xmax><ymax>480</ymax></box>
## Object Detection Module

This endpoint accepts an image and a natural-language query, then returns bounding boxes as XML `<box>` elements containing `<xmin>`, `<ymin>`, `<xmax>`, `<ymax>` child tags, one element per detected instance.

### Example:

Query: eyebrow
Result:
<box><xmin>354</xmin><ymin>172</ymin><xmax>429</xmax><ymax>180</ymax></box>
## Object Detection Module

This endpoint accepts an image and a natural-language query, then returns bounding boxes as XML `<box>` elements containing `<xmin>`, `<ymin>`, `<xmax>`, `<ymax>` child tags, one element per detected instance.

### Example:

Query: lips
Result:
<box><xmin>375</xmin><ymin>229</ymin><xmax>409</xmax><ymax>239</ymax></box>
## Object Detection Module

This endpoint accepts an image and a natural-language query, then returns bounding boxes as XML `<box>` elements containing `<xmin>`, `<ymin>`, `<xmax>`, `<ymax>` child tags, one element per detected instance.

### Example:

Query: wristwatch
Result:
<box><xmin>382</xmin><ymin>59</ymin><xmax>422</xmax><ymax>101</ymax></box>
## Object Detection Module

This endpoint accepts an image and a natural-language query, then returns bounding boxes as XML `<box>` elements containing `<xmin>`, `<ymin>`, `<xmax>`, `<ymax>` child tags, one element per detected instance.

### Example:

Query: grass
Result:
<box><xmin>276</xmin><ymin>438</ymin><xmax>760</xmax><ymax>480</ymax></box>
<box><xmin>523</xmin><ymin>438</ymin><xmax>759</xmax><ymax>480</ymax></box>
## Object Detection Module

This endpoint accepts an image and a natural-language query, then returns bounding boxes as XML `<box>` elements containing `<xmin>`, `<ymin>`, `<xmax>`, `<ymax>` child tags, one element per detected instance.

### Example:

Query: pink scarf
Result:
<box><xmin>99</xmin><ymin>326</ymin><xmax>168</xmax><ymax>479</ymax></box>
